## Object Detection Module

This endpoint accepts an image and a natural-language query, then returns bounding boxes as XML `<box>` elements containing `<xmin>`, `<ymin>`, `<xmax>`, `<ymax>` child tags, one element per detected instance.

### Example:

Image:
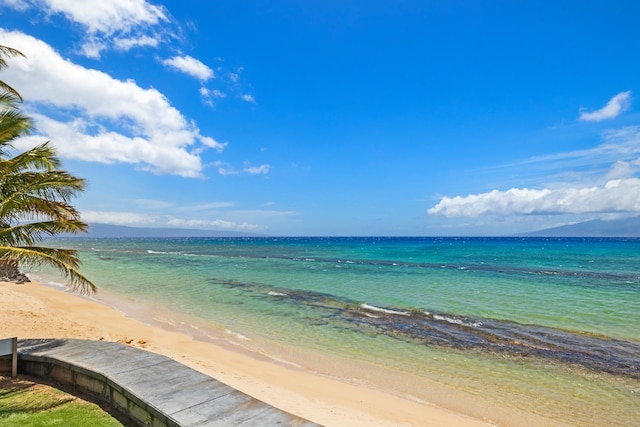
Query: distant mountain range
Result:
<box><xmin>66</xmin><ymin>223</ymin><xmax>260</xmax><ymax>238</ymax></box>
<box><xmin>522</xmin><ymin>216</ymin><xmax>640</xmax><ymax>237</ymax></box>
<box><xmin>60</xmin><ymin>217</ymin><xmax>640</xmax><ymax>238</ymax></box>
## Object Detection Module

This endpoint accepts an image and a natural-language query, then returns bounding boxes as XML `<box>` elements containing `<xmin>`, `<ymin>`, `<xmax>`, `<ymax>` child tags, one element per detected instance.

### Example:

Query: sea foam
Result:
<box><xmin>361</xmin><ymin>304</ymin><xmax>410</xmax><ymax>316</ymax></box>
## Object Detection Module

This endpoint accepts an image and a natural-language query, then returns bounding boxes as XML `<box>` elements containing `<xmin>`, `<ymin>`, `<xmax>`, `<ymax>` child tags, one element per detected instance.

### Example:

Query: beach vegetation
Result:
<box><xmin>0</xmin><ymin>45</ymin><xmax>96</xmax><ymax>294</ymax></box>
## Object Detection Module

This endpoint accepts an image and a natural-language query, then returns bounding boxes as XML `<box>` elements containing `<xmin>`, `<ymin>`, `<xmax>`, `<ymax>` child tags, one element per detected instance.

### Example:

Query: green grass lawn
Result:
<box><xmin>0</xmin><ymin>376</ymin><xmax>125</xmax><ymax>427</ymax></box>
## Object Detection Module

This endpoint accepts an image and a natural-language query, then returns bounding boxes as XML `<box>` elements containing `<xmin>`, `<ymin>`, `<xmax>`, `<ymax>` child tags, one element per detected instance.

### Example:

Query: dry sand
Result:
<box><xmin>0</xmin><ymin>280</ymin><xmax>495</xmax><ymax>427</ymax></box>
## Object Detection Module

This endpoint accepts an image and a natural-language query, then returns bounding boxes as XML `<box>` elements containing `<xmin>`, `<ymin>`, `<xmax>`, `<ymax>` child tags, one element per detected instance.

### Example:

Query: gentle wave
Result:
<box><xmin>147</xmin><ymin>250</ymin><xmax>183</xmax><ymax>255</ymax></box>
<box><xmin>432</xmin><ymin>314</ymin><xmax>483</xmax><ymax>328</ymax></box>
<box><xmin>225</xmin><ymin>329</ymin><xmax>251</xmax><ymax>342</ymax></box>
<box><xmin>361</xmin><ymin>304</ymin><xmax>410</xmax><ymax>316</ymax></box>
<box><xmin>209</xmin><ymin>277</ymin><xmax>640</xmax><ymax>379</ymax></box>
<box><xmin>268</xmin><ymin>291</ymin><xmax>287</xmax><ymax>297</ymax></box>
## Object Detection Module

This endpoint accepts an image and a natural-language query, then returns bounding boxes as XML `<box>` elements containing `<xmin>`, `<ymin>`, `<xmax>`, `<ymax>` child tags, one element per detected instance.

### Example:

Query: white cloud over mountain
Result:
<box><xmin>428</xmin><ymin>179</ymin><xmax>640</xmax><ymax>217</ymax></box>
<box><xmin>429</xmin><ymin>125</ymin><xmax>640</xmax><ymax>218</ymax></box>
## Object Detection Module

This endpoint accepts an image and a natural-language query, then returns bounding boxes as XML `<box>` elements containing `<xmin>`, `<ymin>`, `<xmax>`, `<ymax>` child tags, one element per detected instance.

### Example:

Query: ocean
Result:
<box><xmin>36</xmin><ymin>237</ymin><xmax>640</xmax><ymax>426</ymax></box>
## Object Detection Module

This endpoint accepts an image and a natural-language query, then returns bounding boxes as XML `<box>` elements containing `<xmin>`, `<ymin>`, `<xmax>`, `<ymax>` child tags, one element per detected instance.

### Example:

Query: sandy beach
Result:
<box><xmin>0</xmin><ymin>279</ymin><xmax>498</xmax><ymax>427</ymax></box>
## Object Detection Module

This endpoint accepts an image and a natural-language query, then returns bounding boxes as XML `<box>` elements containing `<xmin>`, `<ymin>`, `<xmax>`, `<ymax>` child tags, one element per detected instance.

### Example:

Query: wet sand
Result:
<box><xmin>0</xmin><ymin>279</ymin><xmax>498</xmax><ymax>426</ymax></box>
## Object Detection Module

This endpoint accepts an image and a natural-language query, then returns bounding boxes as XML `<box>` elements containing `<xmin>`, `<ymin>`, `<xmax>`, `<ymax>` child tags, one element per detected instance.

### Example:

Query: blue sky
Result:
<box><xmin>1</xmin><ymin>1</ymin><xmax>639</xmax><ymax>236</ymax></box>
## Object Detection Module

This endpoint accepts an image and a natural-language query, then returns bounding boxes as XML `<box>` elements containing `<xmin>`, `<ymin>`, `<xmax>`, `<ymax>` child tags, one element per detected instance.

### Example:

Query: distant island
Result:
<box><xmin>66</xmin><ymin>223</ymin><xmax>261</xmax><ymax>238</ymax></box>
<box><xmin>520</xmin><ymin>216</ymin><xmax>640</xmax><ymax>237</ymax></box>
<box><xmin>61</xmin><ymin>218</ymin><xmax>640</xmax><ymax>238</ymax></box>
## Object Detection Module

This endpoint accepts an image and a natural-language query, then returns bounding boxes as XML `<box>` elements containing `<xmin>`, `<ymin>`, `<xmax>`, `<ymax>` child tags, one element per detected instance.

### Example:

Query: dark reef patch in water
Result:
<box><xmin>209</xmin><ymin>278</ymin><xmax>640</xmax><ymax>379</ymax></box>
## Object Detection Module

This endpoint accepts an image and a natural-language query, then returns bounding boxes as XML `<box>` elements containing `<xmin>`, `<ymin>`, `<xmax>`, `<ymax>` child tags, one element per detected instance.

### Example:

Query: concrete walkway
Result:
<box><xmin>18</xmin><ymin>338</ymin><xmax>320</xmax><ymax>427</ymax></box>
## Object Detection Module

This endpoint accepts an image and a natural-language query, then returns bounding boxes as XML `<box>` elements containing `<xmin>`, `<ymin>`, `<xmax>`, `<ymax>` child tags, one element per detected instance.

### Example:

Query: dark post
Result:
<box><xmin>11</xmin><ymin>337</ymin><xmax>17</xmax><ymax>378</ymax></box>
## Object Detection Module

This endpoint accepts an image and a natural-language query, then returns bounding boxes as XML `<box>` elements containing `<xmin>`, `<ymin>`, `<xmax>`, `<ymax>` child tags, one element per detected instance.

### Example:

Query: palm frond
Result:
<box><xmin>0</xmin><ymin>246</ymin><xmax>96</xmax><ymax>294</ymax></box>
<box><xmin>0</xmin><ymin>45</ymin><xmax>25</xmax><ymax>68</ymax></box>
<box><xmin>0</xmin><ymin>169</ymin><xmax>85</xmax><ymax>201</ymax></box>
<box><xmin>0</xmin><ymin>220</ymin><xmax>87</xmax><ymax>247</ymax></box>
<box><xmin>2</xmin><ymin>142</ymin><xmax>61</xmax><ymax>172</ymax></box>
<box><xmin>0</xmin><ymin>94</ymin><xmax>32</xmax><ymax>147</ymax></box>
<box><xmin>0</xmin><ymin>91</ymin><xmax>24</xmax><ymax>110</ymax></box>
<box><xmin>0</xmin><ymin>149</ymin><xmax>86</xmax><ymax>222</ymax></box>
<box><xmin>0</xmin><ymin>46</ymin><xmax>25</xmax><ymax>101</ymax></box>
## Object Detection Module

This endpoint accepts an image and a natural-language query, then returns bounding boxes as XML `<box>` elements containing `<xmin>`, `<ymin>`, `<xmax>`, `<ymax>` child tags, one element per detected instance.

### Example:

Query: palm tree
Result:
<box><xmin>0</xmin><ymin>48</ymin><xmax>95</xmax><ymax>294</ymax></box>
<box><xmin>0</xmin><ymin>45</ymin><xmax>25</xmax><ymax>101</ymax></box>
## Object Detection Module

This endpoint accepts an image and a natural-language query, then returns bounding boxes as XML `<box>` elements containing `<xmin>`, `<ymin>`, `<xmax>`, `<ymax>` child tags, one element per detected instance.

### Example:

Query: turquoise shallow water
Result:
<box><xmin>37</xmin><ymin>237</ymin><xmax>640</xmax><ymax>426</ymax></box>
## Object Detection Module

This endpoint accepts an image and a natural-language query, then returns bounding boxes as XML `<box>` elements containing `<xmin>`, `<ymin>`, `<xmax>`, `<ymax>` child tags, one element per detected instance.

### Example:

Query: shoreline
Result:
<box><xmin>1</xmin><ymin>279</ymin><xmax>494</xmax><ymax>427</ymax></box>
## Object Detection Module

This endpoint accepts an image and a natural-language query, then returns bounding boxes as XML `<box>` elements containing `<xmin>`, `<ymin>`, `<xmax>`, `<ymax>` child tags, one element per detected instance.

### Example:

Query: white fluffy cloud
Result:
<box><xmin>241</xmin><ymin>93</ymin><xmax>256</xmax><ymax>104</ymax></box>
<box><xmin>2</xmin><ymin>29</ymin><xmax>225</xmax><ymax>177</ymax></box>
<box><xmin>429</xmin><ymin>126</ymin><xmax>640</xmax><ymax>220</ymax></box>
<box><xmin>163</xmin><ymin>55</ymin><xmax>214</xmax><ymax>82</ymax></box>
<box><xmin>81</xmin><ymin>211</ymin><xmax>259</xmax><ymax>231</ymax></box>
<box><xmin>428</xmin><ymin>179</ymin><xmax>640</xmax><ymax>217</ymax></box>
<box><xmin>41</xmin><ymin>0</ymin><xmax>166</xmax><ymax>34</ymax></box>
<box><xmin>199</xmin><ymin>88</ymin><xmax>226</xmax><ymax>107</ymax></box>
<box><xmin>579</xmin><ymin>91</ymin><xmax>631</xmax><ymax>122</ymax></box>
<box><xmin>213</xmin><ymin>161</ymin><xmax>239</xmax><ymax>176</ymax></box>
<box><xmin>114</xmin><ymin>35</ymin><xmax>161</xmax><ymax>51</ymax></box>
<box><xmin>244</xmin><ymin>164</ymin><xmax>270</xmax><ymax>175</ymax></box>
<box><xmin>211</xmin><ymin>161</ymin><xmax>271</xmax><ymax>176</ymax></box>
<box><xmin>5</xmin><ymin>0</ymin><xmax>170</xmax><ymax>58</ymax></box>
<box><xmin>81</xmin><ymin>210</ymin><xmax>157</xmax><ymax>226</ymax></box>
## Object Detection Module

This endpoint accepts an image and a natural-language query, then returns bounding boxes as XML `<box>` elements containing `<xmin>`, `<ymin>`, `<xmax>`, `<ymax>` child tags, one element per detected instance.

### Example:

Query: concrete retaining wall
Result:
<box><xmin>17</xmin><ymin>339</ymin><xmax>318</xmax><ymax>427</ymax></box>
<box><xmin>19</xmin><ymin>344</ymin><xmax>186</xmax><ymax>427</ymax></box>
